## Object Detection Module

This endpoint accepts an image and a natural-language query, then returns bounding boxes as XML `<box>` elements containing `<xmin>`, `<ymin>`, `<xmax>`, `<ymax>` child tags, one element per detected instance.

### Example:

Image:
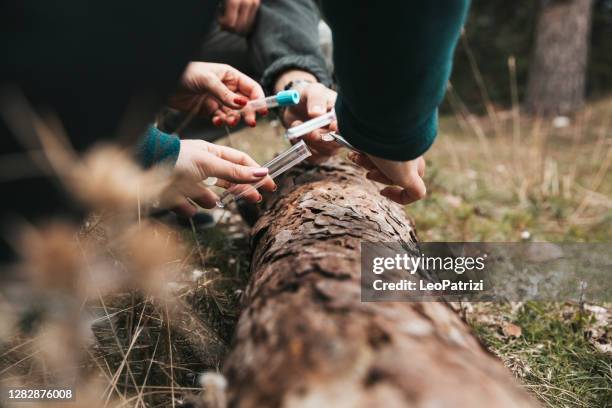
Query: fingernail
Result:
<box><xmin>311</xmin><ymin>105</ymin><xmax>324</xmax><ymax>115</ymax></box>
<box><xmin>256</xmin><ymin>194</ymin><xmax>263</xmax><ymax>203</ymax></box>
<box><xmin>229</xmin><ymin>118</ymin><xmax>238</xmax><ymax>127</ymax></box>
<box><xmin>261</xmin><ymin>109</ymin><xmax>269</xmax><ymax>116</ymax></box>
<box><xmin>248</xmin><ymin>120</ymin><xmax>256</xmax><ymax>127</ymax></box>
<box><xmin>213</xmin><ymin>117</ymin><xmax>222</xmax><ymax>127</ymax></box>
<box><xmin>272</xmin><ymin>184</ymin><xmax>278</xmax><ymax>192</ymax></box>
<box><xmin>252</xmin><ymin>168</ymin><xmax>269</xmax><ymax>177</ymax></box>
<box><xmin>234</xmin><ymin>97</ymin><xmax>248</xmax><ymax>106</ymax></box>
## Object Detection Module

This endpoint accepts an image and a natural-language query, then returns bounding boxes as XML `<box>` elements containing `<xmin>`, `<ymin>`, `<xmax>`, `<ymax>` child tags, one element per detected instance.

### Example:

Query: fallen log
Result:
<box><xmin>223</xmin><ymin>158</ymin><xmax>536</xmax><ymax>407</ymax></box>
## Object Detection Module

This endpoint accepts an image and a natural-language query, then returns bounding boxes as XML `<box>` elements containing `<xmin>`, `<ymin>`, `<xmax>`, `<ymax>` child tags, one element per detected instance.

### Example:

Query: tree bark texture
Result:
<box><xmin>526</xmin><ymin>0</ymin><xmax>593</xmax><ymax>115</ymax></box>
<box><xmin>223</xmin><ymin>159</ymin><xmax>536</xmax><ymax>408</ymax></box>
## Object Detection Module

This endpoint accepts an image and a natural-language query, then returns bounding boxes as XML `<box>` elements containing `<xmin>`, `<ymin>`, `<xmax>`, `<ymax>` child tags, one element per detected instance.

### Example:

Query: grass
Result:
<box><xmin>469</xmin><ymin>302</ymin><xmax>612</xmax><ymax>408</ymax></box>
<box><xmin>411</xmin><ymin>99</ymin><xmax>611</xmax><ymax>242</ymax></box>
<box><xmin>216</xmin><ymin>94</ymin><xmax>611</xmax><ymax>407</ymax></box>
<box><xmin>0</xmin><ymin>93</ymin><xmax>609</xmax><ymax>407</ymax></box>
<box><xmin>413</xmin><ymin>97</ymin><xmax>611</xmax><ymax>407</ymax></box>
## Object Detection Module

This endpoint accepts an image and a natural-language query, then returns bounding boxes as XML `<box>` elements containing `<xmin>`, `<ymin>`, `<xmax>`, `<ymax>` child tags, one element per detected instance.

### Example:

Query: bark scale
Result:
<box><xmin>223</xmin><ymin>159</ymin><xmax>536</xmax><ymax>407</ymax></box>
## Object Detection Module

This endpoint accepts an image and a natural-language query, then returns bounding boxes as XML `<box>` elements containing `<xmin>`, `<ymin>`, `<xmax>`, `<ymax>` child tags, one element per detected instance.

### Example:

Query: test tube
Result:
<box><xmin>285</xmin><ymin>110</ymin><xmax>336</xmax><ymax>141</ymax></box>
<box><xmin>216</xmin><ymin>140</ymin><xmax>312</xmax><ymax>207</ymax></box>
<box><xmin>245</xmin><ymin>90</ymin><xmax>300</xmax><ymax>111</ymax></box>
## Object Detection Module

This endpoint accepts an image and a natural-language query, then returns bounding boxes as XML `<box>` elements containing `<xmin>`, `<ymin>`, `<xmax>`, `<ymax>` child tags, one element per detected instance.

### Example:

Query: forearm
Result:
<box><xmin>322</xmin><ymin>0</ymin><xmax>470</xmax><ymax>161</ymax></box>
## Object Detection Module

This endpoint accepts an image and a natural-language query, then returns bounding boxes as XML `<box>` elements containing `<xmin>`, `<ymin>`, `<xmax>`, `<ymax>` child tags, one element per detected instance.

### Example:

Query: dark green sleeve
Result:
<box><xmin>321</xmin><ymin>1</ymin><xmax>470</xmax><ymax>161</ymax></box>
<box><xmin>254</xmin><ymin>0</ymin><xmax>333</xmax><ymax>94</ymax></box>
<box><xmin>136</xmin><ymin>126</ymin><xmax>181</xmax><ymax>169</ymax></box>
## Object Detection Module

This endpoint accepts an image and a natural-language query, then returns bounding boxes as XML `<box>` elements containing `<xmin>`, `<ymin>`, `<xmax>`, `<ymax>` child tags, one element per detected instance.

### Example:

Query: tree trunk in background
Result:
<box><xmin>526</xmin><ymin>0</ymin><xmax>594</xmax><ymax>115</ymax></box>
<box><xmin>223</xmin><ymin>159</ymin><xmax>536</xmax><ymax>408</ymax></box>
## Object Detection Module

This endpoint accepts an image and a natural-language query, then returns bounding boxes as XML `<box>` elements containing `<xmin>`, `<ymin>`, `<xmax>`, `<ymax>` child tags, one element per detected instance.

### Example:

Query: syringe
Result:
<box><xmin>245</xmin><ymin>90</ymin><xmax>300</xmax><ymax>111</ymax></box>
<box><xmin>285</xmin><ymin>109</ymin><xmax>336</xmax><ymax>140</ymax></box>
<box><xmin>216</xmin><ymin>140</ymin><xmax>312</xmax><ymax>207</ymax></box>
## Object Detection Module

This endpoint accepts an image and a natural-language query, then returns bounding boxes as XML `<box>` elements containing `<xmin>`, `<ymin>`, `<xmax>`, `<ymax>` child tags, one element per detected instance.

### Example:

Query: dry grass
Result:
<box><xmin>0</xmin><ymin>101</ymin><xmax>244</xmax><ymax>407</ymax></box>
<box><xmin>214</xmin><ymin>97</ymin><xmax>612</xmax><ymax>407</ymax></box>
<box><xmin>0</xmin><ymin>80</ymin><xmax>610</xmax><ymax>407</ymax></box>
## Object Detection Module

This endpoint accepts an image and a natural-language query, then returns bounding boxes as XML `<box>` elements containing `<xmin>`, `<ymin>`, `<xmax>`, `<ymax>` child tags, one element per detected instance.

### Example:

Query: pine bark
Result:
<box><xmin>222</xmin><ymin>159</ymin><xmax>536</xmax><ymax>407</ymax></box>
<box><xmin>526</xmin><ymin>0</ymin><xmax>594</xmax><ymax>115</ymax></box>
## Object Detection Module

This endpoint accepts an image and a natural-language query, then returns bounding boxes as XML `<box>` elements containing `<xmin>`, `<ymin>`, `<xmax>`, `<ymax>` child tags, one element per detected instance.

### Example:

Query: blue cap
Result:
<box><xmin>275</xmin><ymin>90</ymin><xmax>300</xmax><ymax>107</ymax></box>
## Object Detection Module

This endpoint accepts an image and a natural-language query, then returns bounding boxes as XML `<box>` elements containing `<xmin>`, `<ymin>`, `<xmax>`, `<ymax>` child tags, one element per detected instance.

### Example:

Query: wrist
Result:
<box><xmin>274</xmin><ymin>70</ymin><xmax>317</xmax><ymax>94</ymax></box>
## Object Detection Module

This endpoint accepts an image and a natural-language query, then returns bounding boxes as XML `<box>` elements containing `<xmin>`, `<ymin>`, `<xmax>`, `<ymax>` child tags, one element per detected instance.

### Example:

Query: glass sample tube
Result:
<box><xmin>245</xmin><ymin>90</ymin><xmax>300</xmax><ymax>111</ymax></box>
<box><xmin>216</xmin><ymin>140</ymin><xmax>312</xmax><ymax>207</ymax></box>
<box><xmin>285</xmin><ymin>110</ymin><xmax>336</xmax><ymax>140</ymax></box>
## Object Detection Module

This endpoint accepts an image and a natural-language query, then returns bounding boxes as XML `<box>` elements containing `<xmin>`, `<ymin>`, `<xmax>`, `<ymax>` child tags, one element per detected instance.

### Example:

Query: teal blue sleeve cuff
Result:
<box><xmin>136</xmin><ymin>126</ymin><xmax>181</xmax><ymax>168</ymax></box>
<box><xmin>335</xmin><ymin>96</ymin><xmax>438</xmax><ymax>161</ymax></box>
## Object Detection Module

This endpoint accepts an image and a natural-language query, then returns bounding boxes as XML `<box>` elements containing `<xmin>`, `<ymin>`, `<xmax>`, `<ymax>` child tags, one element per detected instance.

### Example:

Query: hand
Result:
<box><xmin>280</xmin><ymin>81</ymin><xmax>340</xmax><ymax>162</ymax></box>
<box><xmin>166</xmin><ymin>139</ymin><xmax>275</xmax><ymax>217</ymax></box>
<box><xmin>168</xmin><ymin>62</ymin><xmax>266</xmax><ymax>128</ymax></box>
<box><xmin>348</xmin><ymin>152</ymin><xmax>426</xmax><ymax>205</ymax></box>
<box><xmin>218</xmin><ymin>0</ymin><xmax>261</xmax><ymax>36</ymax></box>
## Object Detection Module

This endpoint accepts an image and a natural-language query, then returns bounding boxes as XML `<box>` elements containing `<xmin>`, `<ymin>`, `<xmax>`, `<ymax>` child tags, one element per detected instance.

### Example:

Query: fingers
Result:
<box><xmin>366</xmin><ymin>169</ymin><xmax>393</xmax><ymax>185</ymax></box>
<box><xmin>202</xmin><ymin>95</ymin><xmax>221</xmax><ymax>117</ymax></box>
<box><xmin>212</xmin><ymin>105</ymin><xmax>240</xmax><ymax>127</ymax></box>
<box><xmin>219</xmin><ymin>0</ymin><xmax>259</xmax><ymax>34</ymax></box>
<box><xmin>288</xmin><ymin>120</ymin><xmax>341</xmax><ymax>161</ymax></box>
<box><xmin>347</xmin><ymin>152</ymin><xmax>427</xmax><ymax>205</ymax></box>
<box><xmin>380</xmin><ymin>177</ymin><xmax>427</xmax><ymax>205</ymax></box>
<box><xmin>417</xmin><ymin>156</ymin><xmax>426</xmax><ymax>177</ymax></box>
<box><xmin>347</xmin><ymin>151</ymin><xmax>377</xmax><ymax>170</ymax></box>
<box><xmin>226</xmin><ymin>68</ymin><xmax>265</xmax><ymax>125</ymax></box>
<box><xmin>349</xmin><ymin>152</ymin><xmax>397</xmax><ymax>185</ymax></box>
<box><xmin>224</xmin><ymin>184</ymin><xmax>262</xmax><ymax>203</ymax></box>
<box><xmin>245</xmin><ymin>0</ymin><xmax>260</xmax><ymax>32</ymax></box>
<box><xmin>207</xmin><ymin>143</ymin><xmax>260</xmax><ymax>166</ymax></box>
<box><xmin>239</xmin><ymin>76</ymin><xmax>266</xmax><ymax>115</ymax></box>
<box><xmin>235</xmin><ymin>0</ymin><xmax>259</xmax><ymax>34</ymax></box>
<box><xmin>305</xmin><ymin>130</ymin><xmax>341</xmax><ymax>156</ymax></box>
<box><xmin>200</xmin><ymin>73</ymin><xmax>248</xmax><ymax>109</ymax></box>
<box><xmin>189</xmin><ymin>184</ymin><xmax>220</xmax><ymax>209</ymax></box>
<box><xmin>194</xmin><ymin>144</ymin><xmax>276</xmax><ymax>192</ymax></box>
<box><xmin>329</xmin><ymin>120</ymin><xmax>339</xmax><ymax>132</ymax></box>
<box><xmin>211</xmin><ymin>145</ymin><xmax>278</xmax><ymax>191</ymax></box>
<box><xmin>305</xmin><ymin>85</ymin><xmax>328</xmax><ymax>117</ymax></box>
<box><xmin>181</xmin><ymin>63</ymin><xmax>248</xmax><ymax>109</ymax></box>
<box><xmin>198</xmin><ymin>153</ymin><xmax>269</xmax><ymax>184</ymax></box>
<box><xmin>219</xmin><ymin>0</ymin><xmax>240</xmax><ymax>30</ymax></box>
<box><xmin>213</xmin><ymin>178</ymin><xmax>232</xmax><ymax>189</ymax></box>
<box><xmin>171</xmin><ymin>197</ymin><xmax>198</xmax><ymax>218</ymax></box>
<box><xmin>241</xmin><ymin>106</ymin><xmax>258</xmax><ymax>127</ymax></box>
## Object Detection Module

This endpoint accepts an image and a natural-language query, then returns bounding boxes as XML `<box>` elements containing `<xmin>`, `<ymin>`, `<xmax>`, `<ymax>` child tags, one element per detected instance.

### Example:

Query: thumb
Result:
<box><xmin>306</xmin><ymin>87</ymin><xmax>327</xmax><ymax>117</ymax></box>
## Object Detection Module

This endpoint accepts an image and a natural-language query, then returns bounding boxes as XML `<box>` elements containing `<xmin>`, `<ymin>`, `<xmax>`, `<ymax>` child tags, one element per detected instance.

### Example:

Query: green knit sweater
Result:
<box><xmin>136</xmin><ymin>126</ymin><xmax>181</xmax><ymax>169</ymax></box>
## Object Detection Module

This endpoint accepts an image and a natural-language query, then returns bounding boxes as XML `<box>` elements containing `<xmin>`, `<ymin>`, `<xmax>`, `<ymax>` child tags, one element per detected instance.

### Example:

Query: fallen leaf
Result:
<box><xmin>503</xmin><ymin>322</ymin><xmax>522</xmax><ymax>338</ymax></box>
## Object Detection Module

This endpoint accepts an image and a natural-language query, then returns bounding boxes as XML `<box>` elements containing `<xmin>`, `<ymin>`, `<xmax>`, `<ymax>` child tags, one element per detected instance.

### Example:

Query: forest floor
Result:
<box><xmin>1</xmin><ymin>98</ymin><xmax>610</xmax><ymax>408</ymax></box>
<box><xmin>208</xmin><ymin>96</ymin><xmax>612</xmax><ymax>407</ymax></box>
